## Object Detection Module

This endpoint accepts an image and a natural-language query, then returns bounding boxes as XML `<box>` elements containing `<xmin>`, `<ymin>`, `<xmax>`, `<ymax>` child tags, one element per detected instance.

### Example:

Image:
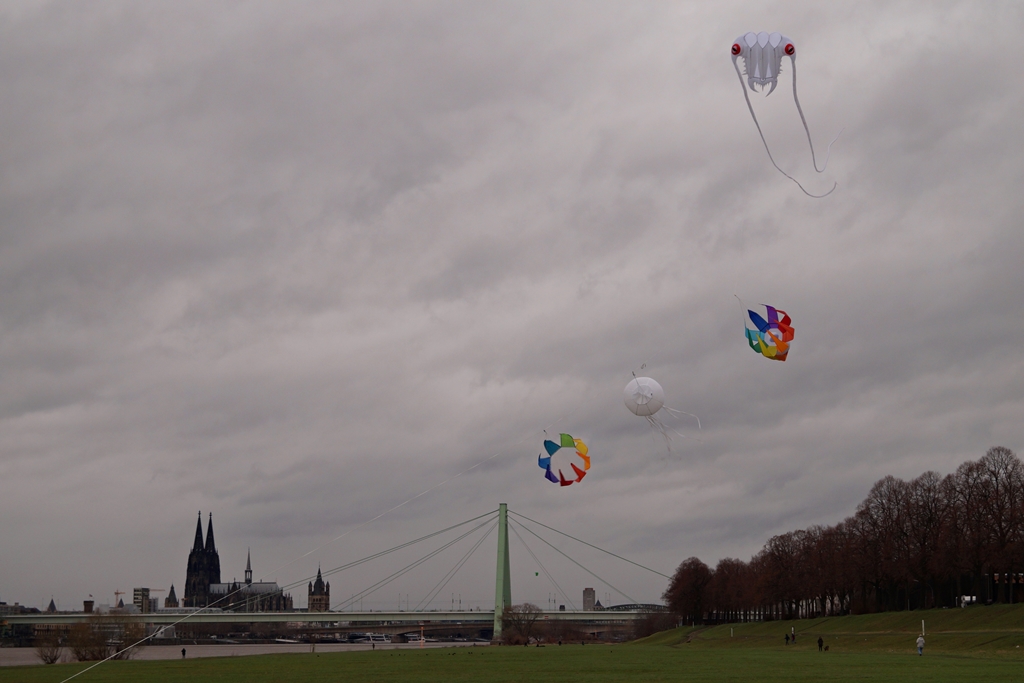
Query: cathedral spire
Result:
<box><xmin>312</xmin><ymin>565</ymin><xmax>325</xmax><ymax>593</ymax></box>
<box><xmin>192</xmin><ymin>512</ymin><xmax>204</xmax><ymax>551</ymax></box>
<box><xmin>245</xmin><ymin>548</ymin><xmax>252</xmax><ymax>585</ymax></box>
<box><xmin>205</xmin><ymin>513</ymin><xmax>217</xmax><ymax>553</ymax></box>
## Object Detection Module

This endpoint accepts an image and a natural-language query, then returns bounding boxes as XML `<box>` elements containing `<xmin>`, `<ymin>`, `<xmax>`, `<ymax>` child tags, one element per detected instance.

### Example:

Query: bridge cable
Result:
<box><xmin>281</xmin><ymin>508</ymin><xmax>498</xmax><ymax>592</ymax></box>
<box><xmin>509</xmin><ymin>510</ymin><xmax>671</xmax><ymax>579</ymax></box>
<box><xmin>416</xmin><ymin>519</ymin><xmax>497</xmax><ymax>611</ymax></box>
<box><xmin>508</xmin><ymin>519</ymin><xmax>578</xmax><ymax>610</ymax></box>
<box><xmin>333</xmin><ymin>515</ymin><xmax>497</xmax><ymax>611</ymax></box>
<box><xmin>510</xmin><ymin>518</ymin><xmax>640</xmax><ymax>605</ymax></box>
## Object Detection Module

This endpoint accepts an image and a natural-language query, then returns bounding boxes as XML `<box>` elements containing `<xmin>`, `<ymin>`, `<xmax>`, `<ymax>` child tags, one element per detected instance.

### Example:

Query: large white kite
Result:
<box><xmin>731</xmin><ymin>31</ymin><xmax>841</xmax><ymax>198</ymax></box>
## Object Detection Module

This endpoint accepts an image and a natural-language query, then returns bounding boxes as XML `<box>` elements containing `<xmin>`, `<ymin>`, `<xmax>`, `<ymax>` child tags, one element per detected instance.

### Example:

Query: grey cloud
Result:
<box><xmin>1</xmin><ymin>1</ymin><xmax>1022</xmax><ymax>611</ymax></box>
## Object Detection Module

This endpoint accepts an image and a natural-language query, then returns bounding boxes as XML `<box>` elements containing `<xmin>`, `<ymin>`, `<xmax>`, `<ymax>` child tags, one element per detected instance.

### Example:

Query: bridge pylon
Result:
<box><xmin>492</xmin><ymin>503</ymin><xmax>511</xmax><ymax>640</ymax></box>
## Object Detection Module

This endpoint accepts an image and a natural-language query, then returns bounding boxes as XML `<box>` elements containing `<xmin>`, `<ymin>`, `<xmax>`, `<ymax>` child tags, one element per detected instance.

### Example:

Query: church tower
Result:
<box><xmin>184</xmin><ymin>512</ymin><xmax>221</xmax><ymax>608</ymax></box>
<box><xmin>165</xmin><ymin>584</ymin><xmax>179</xmax><ymax>609</ymax></box>
<box><xmin>205</xmin><ymin>513</ymin><xmax>221</xmax><ymax>583</ymax></box>
<box><xmin>307</xmin><ymin>566</ymin><xmax>330</xmax><ymax>612</ymax></box>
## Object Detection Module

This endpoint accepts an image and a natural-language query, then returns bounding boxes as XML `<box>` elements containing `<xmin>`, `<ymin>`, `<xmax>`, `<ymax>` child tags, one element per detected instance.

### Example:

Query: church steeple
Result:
<box><xmin>307</xmin><ymin>564</ymin><xmax>330</xmax><ymax>612</ymax></box>
<box><xmin>205</xmin><ymin>513</ymin><xmax>217</xmax><ymax>553</ymax></box>
<box><xmin>192</xmin><ymin>512</ymin><xmax>204</xmax><ymax>551</ymax></box>
<box><xmin>184</xmin><ymin>512</ymin><xmax>220</xmax><ymax>608</ymax></box>
<box><xmin>166</xmin><ymin>584</ymin><xmax>178</xmax><ymax>608</ymax></box>
<box><xmin>313</xmin><ymin>565</ymin><xmax>325</xmax><ymax>593</ymax></box>
<box><xmin>245</xmin><ymin>548</ymin><xmax>252</xmax><ymax>585</ymax></box>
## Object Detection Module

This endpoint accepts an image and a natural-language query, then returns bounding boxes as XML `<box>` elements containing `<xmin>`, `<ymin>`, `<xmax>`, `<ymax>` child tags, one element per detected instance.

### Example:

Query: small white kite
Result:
<box><xmin>624</xmin><ymin>371</ymin><xmax>700</xmax><ymax>451</ymax></box>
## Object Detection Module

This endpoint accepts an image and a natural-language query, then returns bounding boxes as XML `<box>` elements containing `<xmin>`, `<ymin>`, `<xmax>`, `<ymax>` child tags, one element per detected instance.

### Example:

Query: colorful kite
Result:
<box><xmin>740</xmin><ymin>299</ymin><xmax>795</xmax><ymax>361</ymax></box>
<box><xmin>730</xmin><ymin>31</ymin><xmax>840</xmax><ymax>198</ymax></box>
<box><xmin>538</xmin><ymin>433</ymin><xmax>590</xmax><ymax>487</ymax></box>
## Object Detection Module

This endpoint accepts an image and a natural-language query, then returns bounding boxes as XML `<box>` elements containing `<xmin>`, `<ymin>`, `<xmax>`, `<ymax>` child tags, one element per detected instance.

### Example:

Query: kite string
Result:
<box><xmin>732</xmin><ymin>58</ymin><xmax>836</xmax><ymax>199</ymax></box>
<box><xmin>789</xmin><ymin>55</ymin><xmax>842</xmax><ymax>173</ymax></box>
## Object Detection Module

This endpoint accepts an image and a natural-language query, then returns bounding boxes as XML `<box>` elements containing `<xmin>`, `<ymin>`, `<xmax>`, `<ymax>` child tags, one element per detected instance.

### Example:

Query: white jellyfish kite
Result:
<box><xmin>624</xmin><ymin>370</ymin><xmax>700</xmax><ymax>451</ymax></box>
<box><xmin>731</xmin><ymin>31</ymin><xmax>841</xmax><ymax>198</ymax></box>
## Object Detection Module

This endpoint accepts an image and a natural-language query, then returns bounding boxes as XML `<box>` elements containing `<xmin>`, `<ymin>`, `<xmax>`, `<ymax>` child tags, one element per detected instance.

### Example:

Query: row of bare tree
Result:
<box><xmin>663</xmin><ymin>447</ymin><xmax>1024</xmax><ymax>623</ymax></box>
<box><xmin>35</xmin><ymin>615</ymin><xmax>146</xmax><ymax>664</ymax></box>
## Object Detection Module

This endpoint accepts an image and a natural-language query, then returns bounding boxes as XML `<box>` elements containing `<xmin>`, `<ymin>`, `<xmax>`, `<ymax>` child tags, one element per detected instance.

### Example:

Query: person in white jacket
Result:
<box><xmin>916</xmin><ymin>635</ymin><xmax>925</xmax><ymax>656</ymax></box>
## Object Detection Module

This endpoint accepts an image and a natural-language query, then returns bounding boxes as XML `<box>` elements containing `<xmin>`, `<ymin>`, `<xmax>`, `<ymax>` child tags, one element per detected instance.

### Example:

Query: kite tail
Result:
<box><xmin>646</xmin><ymin>409</ymin><xmax>703</xmax><ymax>453</ymax></box>
<box><xmin>646</xmin><ymin>415</ymin><xmax>674</xmax><ymax>451</ymax></box>
<box><xmin>789</xmin><ymin>55</ymin><xmax>842</xmax><ymax>174</ymax></box>
<box><xmin>663</xmin><ymin>406</ymin><xmax>702</xmax><ymax>432</ymax></box>
<box><xmin>732</xmin><ymin>58</ymin><xmax>836</xmax><ymax>199</ymax></box>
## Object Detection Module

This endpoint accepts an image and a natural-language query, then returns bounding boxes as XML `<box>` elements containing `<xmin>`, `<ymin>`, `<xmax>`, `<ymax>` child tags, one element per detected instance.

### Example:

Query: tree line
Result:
<box><xmin>663</xmin><ymin>446</ymin><xmax>1024</xmax><ymax>623</ymax></box>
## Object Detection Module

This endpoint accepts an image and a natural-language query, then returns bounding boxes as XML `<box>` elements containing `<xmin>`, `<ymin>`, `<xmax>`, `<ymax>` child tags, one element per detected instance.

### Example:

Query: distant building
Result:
<box><xmin>583</xmin><ymin>587</ymin><xmax>595</xmax><ymax>611</ymax></box>
<box><xmin>208</xmin><ymin>549</ymin><xmax>293</xmax><ymax>612</ymax></box>
<box><xmin>184</xmin><ymin>513</ymin><xmax>221</xmax><ymax>608</ymax></box>
<box><xmin>133</xmin><ymin>588</ymin><xmax>151</xmax><ymax>614</ymax></box>
<box><xmin>46</xmin><ymin>598</ymin><xmax>57</xmax><ymax>613</ymax></box>
<box><xmin>164</xmin><ymin>585</ymin><xmax>179</xmax><ymax>609</ymax></box>
<box><xmin>182</xmin><ymin>515</ymin><xmax>291</xmax><ymax>612</ymax></box>
<box><xmin>0</xmin><ymin>602</ymin><xmax>38</xmax><ymax>616</ymax></box>
<box><xmin>307</xmin><ymin>566</ymin><xmax>330</xmax><ymax>612</ymax></box>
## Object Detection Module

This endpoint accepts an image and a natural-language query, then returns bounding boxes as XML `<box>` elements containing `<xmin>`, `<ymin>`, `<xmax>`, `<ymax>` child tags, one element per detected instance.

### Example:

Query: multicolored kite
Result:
<box><xmin>741</xmin><ymin>301</ymin><xmax>795</xmax><ymax>361</ymax></box>
<box><xmin>538</xmin><ymin>434</ymin><xmax>590</xmax><ymax>487</ymax></box>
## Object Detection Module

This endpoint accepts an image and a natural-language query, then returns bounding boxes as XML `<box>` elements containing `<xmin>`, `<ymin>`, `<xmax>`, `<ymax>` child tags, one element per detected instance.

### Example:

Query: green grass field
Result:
<box><xmin>7</xmin><ymin>605</ymin><xmax>1024</xmax><ymax>682</ymax></box>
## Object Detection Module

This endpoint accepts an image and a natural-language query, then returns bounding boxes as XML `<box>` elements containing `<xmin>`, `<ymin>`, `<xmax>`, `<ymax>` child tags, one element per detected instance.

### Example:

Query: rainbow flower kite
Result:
<box><xmin>743</xmin><ymin>302</ymin><xmax>794</xmax><ymax>361</ymax></box>
<box><xmin>538</xmin><ymin>434</ymin><xmax>590</xmax><ymax>487</ymax></box>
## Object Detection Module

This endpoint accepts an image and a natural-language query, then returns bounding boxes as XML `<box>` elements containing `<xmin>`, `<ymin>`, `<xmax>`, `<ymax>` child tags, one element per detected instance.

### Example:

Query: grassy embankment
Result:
<box><xmin>5</xmin><ymin>604</ymin><xmax>1024</xmax><ymax>682</ymax></box>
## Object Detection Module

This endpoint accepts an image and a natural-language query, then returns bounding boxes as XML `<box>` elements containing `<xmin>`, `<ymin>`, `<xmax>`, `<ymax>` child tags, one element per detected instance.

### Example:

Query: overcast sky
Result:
<box><xmin>2</xmin><ymin>1</ymin><xmax>1022</xmax><ymax>612</ymax></box>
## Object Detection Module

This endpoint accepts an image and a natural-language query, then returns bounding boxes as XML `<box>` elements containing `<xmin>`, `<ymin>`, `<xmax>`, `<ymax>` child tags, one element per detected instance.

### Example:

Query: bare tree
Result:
<box><xmin>663</xmin><ymin>557</ymin><xmax>712</xmax><ymax>624</ymax></box>
<box><xmin>67</xmin><ymin>614</ymin><xmax>147</xmax><ymax>662</ymax></box>
<box><xmin>34</xmin><ymin>629</ymin><xmax>63</xmax><ymax>665</ymax></box>
<box><xmin>68</xmin><ymin>620</ymin><xmax>109</xmax><ymax>662</ymax></box>
<box><xmin>666</xmin><ymin>446</ymin><xmax>1024</xmax><ymax>617</ymax></box>
<box><xmin>107</xmin><ymin>614</ymin><xmax>147</xmax><ymax>660</ymax></box>
<box><xmin>501</xmin><ymin>603</ymin><xmax>542</xmax><ymax>644</ymax></box>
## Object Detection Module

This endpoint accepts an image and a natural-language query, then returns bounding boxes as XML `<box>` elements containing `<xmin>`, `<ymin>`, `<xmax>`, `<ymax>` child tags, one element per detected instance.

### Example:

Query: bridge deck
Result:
<box><xmin>4</xmin><ymin>609</ymin><xmax>648</xmax><ymax>626</ymax></box>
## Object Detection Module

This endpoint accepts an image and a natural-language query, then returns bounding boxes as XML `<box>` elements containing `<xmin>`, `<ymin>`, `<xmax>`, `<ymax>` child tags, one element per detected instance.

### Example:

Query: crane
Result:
<box><xmin>113</xmin><ymin>590</ymin><xmax>125</xmax><ymax>606</ymax></box>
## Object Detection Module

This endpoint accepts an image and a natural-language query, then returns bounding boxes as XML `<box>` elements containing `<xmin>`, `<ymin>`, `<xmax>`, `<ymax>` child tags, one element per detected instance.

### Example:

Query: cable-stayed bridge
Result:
<box><xmin>5</xmin><ymin>504</ymin><xmax>669</xmax><ymax>640</ymax></box>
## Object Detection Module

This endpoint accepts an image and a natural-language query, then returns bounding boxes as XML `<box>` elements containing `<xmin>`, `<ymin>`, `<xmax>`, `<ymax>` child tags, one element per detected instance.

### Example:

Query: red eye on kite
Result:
<box><xmin>731</xmin><ymin>43</ymin><xmax>742</xmax><ymax>55</ymax></box>
<box><xmin>784</xmin><ymin>43</ymin><xmax>795</xmax><ymax>55</ymax></box>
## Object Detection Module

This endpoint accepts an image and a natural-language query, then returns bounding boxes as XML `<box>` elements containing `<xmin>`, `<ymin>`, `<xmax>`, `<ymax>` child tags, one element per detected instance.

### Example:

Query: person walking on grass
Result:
<box><xmin>916</xmin><ymin>634</ymin><xmax>925</xmax><ymax>656</ymax></box>
<box><xmin>818</xmin><ymin>636</ymin><xmax>823</xmax><ymax>652</ymax></box>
